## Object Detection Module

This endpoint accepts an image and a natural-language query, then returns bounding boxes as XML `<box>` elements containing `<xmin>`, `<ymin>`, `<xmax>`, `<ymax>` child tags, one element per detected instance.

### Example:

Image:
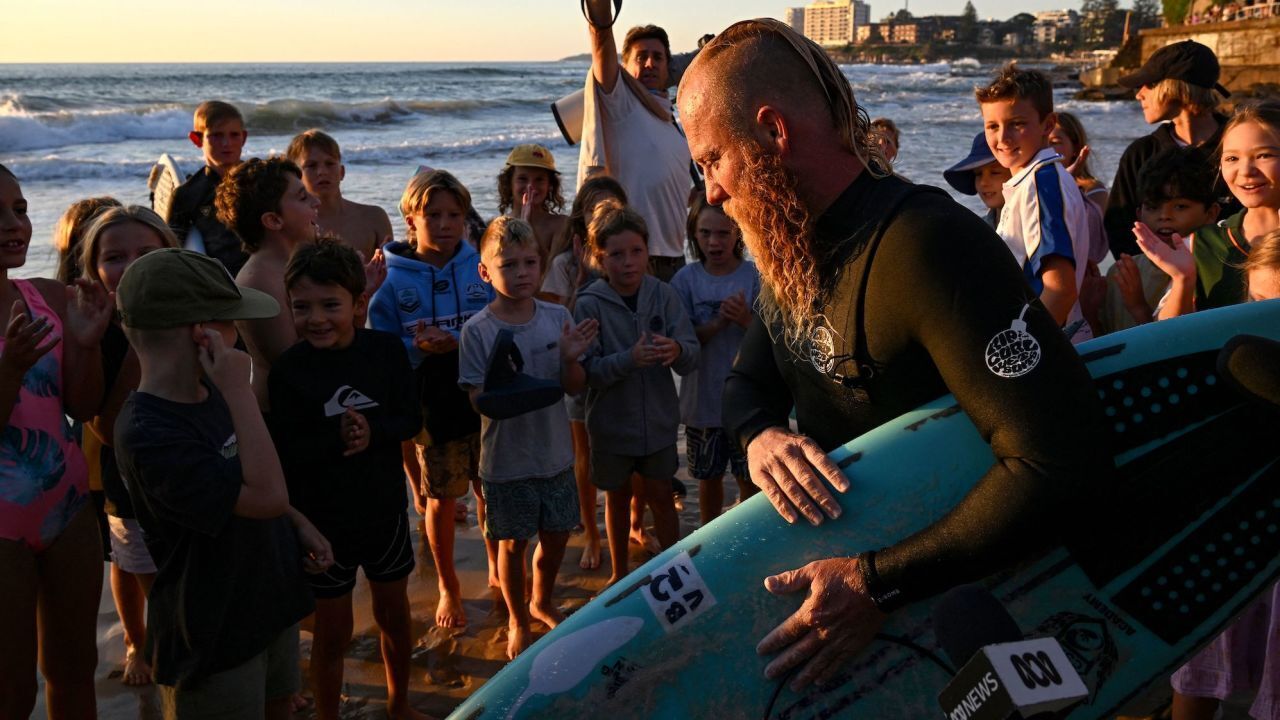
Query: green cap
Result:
<box><xmin>117</xmin><ymin>248</ymin><xmax>280</xmax><ymax>329</ymax></box>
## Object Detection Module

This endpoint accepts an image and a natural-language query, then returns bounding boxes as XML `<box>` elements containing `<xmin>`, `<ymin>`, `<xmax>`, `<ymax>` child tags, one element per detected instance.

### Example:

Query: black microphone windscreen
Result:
<box><xmin>932</xmin><ymin>584</ymin><xmax>1024</xmax><ymax>670</ymax></box>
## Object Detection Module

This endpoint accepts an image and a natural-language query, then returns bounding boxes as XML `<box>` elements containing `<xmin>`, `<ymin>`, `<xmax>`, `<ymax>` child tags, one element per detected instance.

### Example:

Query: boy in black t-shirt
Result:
<box><xmin>268</xmin><ymin>240</ymin><xmax>425</xmax><ymax>720</ymax></box>
<box><xmin>113</xmin><ymin>248</ymin><xmax>332</xmax><ymax>720</ymax></box>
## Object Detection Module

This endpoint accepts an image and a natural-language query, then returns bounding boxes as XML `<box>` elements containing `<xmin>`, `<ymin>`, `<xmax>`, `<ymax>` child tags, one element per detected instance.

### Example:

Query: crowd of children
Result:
<box><xmin>1</xmin><ymin>36</ymin><xmax>1278</xmax><ymax>719</ymax></box>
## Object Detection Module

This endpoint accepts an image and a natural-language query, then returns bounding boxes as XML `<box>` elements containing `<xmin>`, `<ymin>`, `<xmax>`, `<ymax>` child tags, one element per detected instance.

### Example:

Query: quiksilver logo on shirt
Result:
<box><xmin>323</xmin><ymin>386</ymin><xmax>380</xmax><ymax>417</ymax></box>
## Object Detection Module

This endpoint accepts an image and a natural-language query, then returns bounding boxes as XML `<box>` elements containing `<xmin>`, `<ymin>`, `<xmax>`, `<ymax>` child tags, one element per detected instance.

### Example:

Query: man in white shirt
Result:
<box><xmin>580</xmin><ymin>0</ymin><xmax>693</xmax><ymax>282</ymax></box>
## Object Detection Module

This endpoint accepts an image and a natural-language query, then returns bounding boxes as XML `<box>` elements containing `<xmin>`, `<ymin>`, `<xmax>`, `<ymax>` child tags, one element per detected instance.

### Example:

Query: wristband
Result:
<box><xmin>857</xmin><ymin>550</ymin><xmax>906</xmax><ymax>613</ymax></box>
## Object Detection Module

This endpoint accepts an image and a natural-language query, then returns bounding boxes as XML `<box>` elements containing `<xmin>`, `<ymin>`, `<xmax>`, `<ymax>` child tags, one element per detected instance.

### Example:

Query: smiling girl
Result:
<box><xmin>1137</xmin><ymin>101</ymin><xmax>1280</xmax><ymax>319</ymax></box>
<box><xmin>0</xmin><ymin>164</ymin><xmax>113</xmax><ymax>719</ymax></box>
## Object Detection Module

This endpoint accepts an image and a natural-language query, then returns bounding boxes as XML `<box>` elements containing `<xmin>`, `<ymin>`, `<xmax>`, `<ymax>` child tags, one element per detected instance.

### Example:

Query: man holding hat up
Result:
<box><xmin>1105</xmin><ymin>39</ymin><xmax>1240</xmax><ymax>259</ymax></box>
<box><xmin>578</xmin><ymin>0</ymin><xmax>693</xmax><ymax>281</ymax></box>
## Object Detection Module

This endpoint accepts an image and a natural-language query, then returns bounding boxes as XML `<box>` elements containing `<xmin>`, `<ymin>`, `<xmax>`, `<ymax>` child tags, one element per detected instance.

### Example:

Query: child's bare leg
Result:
<box><xmin>603</xmin><ymin>486</ymin><xmax>632</xmax><ymax>586</ymax></box>
<box><xmin>734</xmin><ymin>472</ymin><xmax>758</xmax><ymax>504</ymax></box>
<box><xmin>529</xmin><ymin>530</ymin><xmax>569</xmax><ymax>629</ymax></box>
<box><xmin>0</xmin><ymin>539</ymin><xmax>39</xmax><ymax>719</ymax></box>
<box><xmin>1171</xmin><ymin>692</ymin><xmax>1221</xmax><ymax>720</ymax></box>
<box><xmin>36</xmin><ymin>506</ymin><xmax>102</xmax><ymax>719</ymax></box>
<box><xmin>498</xmin><ymin>538</ymin><xmax>532</xmax><ymax>660</ymax></box>
<box><xmin>473</xmin><ymin>478</ymin><xmax>500</xmax><ymax>589</ymax></box>
<box><xmin>311</xmin><ymin>593</ymin><xmax>354</xmax><ymax>720</ymax></box>
<box><xmin>425</xmin><ymin>497</ymin><xmax>466</xmax><ymax>627</ymax></box>
<box><xmin>643</xmin><ymin>477</ymin><xmax>679</xmax><ymax>550</ymax></box>
<box><xmin>572</xmin><ymin>422</ymin><xmax>600</xmax><ymax>570</ymax></box>
<box><xmin>369</xmin><ymin>577</ymin><xmax>427</xmax><ymax>720</ymax></box>
<box><xmin>699</xmin><ymin>474</ymin><xmax>725</xmax><ymax>527</ymax></box>
<box><xmin>109</xmin><ymin>564</ymin><xmax>152</xmax><ymax>685</ymax></box>
<box><xmin>628</xmin><ymin>474</ymin><xmax>659</xmax><ymax>554</ymax></box>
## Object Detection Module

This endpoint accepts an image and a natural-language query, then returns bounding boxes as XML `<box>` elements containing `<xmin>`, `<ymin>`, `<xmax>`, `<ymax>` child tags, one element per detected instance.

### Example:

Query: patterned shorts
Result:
<box><xmin>481</xmin><ymin>468</ymin><xmax>579</xmax><ymax>541</ymax></box>
<box><xmin>416</xmin><ymin>433</ymin><xmax>479</xmax><ymax>500</ymax></box>
<box><xmin>684</xmin><ymin>426</ymin><xmax>749</xmax><ymax>482</ymax></box>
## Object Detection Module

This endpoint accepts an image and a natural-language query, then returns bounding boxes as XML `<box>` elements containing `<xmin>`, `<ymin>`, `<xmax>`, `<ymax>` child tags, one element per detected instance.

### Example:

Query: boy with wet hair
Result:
<box><xmin>285</xmin><ymin>129</ymin><xmax>393</xmax><ymax>261</ymax></box>
<box><xmin>269</xmin><ymin>239</ymin><xmax>424</xmax><ymax>720</ymax></box>
<box><xmin>113</xmin><ymin>248</ymin><xmax>331</xmax><ymax>720</ymax></box>
<box><xmin>977</xmin><ymin>63</ymin><xmax>1094</xmax><ymax>343</ymax></box>
<box><xmin>214</xmin><ymin>156</ymin><xmax>319</xmax><ymax>409</ymax></box>
<box><xmin>168</xmin><ymin>101</ymin><xmax>252</xmax><ymax>276</ymax></box>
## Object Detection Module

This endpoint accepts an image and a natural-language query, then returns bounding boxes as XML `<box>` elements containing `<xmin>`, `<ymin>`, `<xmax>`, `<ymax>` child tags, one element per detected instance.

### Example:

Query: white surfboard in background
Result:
<box><xmin>147</xmin><ymin>154</ymin><xmax>204</xmax><ymax>253</ymax></box>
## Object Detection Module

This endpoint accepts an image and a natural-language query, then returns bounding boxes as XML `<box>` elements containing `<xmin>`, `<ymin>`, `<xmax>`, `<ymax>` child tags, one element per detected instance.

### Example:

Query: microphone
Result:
<box><xmin>934</xmin><ymin>586</ymin><xmax>1089</xmax><ymax>720</ymax></box>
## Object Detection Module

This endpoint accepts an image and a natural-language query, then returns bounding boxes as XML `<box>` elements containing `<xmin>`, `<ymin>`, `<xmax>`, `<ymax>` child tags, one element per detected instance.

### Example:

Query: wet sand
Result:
<box><xmin>43</xmin><ymin>452</ymin><xmax>729</xmax><ymax>720</ymax></box>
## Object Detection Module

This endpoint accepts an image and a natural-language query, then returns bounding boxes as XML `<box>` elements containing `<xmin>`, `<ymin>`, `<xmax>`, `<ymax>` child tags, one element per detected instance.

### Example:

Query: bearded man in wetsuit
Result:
<box><xmin>677</xmin><ymin>20</ymin><xmax>1110</xmax><ymax>690</ymax></box>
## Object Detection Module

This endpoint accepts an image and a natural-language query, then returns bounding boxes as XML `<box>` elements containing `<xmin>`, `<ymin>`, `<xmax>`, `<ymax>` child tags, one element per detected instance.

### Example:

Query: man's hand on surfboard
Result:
<box><xmin>746</xmin><ymin>427</ymin><xmax>849</xmax><ymax>525</ymax></box>
<box><xmin>757</xmin><ymin>557</ymin><xmax>886</xmax><ymax>689</ymax></box>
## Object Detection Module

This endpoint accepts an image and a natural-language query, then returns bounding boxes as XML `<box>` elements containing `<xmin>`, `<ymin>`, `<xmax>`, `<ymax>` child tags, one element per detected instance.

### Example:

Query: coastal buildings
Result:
<box><xmin>795</xmin><ymin>0</ymin><xmax>872</xmax><ymax>46</ymax></box>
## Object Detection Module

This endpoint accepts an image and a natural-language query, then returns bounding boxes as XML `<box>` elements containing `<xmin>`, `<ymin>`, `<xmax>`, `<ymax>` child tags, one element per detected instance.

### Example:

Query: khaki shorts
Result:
<box><xmin>158</xmin><ymin>624</ymin><xmax>300</xmax><ymax>720</ymax></box>
<box><xmin>416</xmin><ymin>433</ymin><xmax>480</xmax><ymax>500</ymax></box>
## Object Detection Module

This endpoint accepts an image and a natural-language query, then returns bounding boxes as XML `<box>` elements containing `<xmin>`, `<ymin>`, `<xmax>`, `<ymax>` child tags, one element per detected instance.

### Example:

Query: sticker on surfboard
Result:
<box><xmin>641</xmin><ymin>550</ymin><xmax>716</xmax><ymax>633</ymax></box>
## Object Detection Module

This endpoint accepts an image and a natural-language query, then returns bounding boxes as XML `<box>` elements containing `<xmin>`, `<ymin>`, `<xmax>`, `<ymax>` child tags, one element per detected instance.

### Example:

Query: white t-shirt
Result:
<box><xmin>996</xmin><ymin>147</ymin><xmax>1094</xmax><ymax>344</ymax></box>
<box><xmin>670</xmin><ymin>261</ymin><xmax>760</xmax><ymax>428</ymax></box>
<box><xmin>578</xmin><ymin>71</ymin><xmax>692</xmax><ymax>259</ymax></box>
<box><xmin>458</xmin><ymin>302</ymin><xmax>575</xmax><ymax>483</ymax></box>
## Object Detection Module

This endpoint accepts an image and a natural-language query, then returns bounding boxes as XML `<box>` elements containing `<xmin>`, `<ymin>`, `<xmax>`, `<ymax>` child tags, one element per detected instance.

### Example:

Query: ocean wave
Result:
<box><xmin>0</xmin><ymin>95</ymin><xmax>553</xmax><ymax>153</ymax></box>
<box><xmin>3</xmin><ymin>130</ymin><xmax>566</xmax><ymax>182</ymax></box>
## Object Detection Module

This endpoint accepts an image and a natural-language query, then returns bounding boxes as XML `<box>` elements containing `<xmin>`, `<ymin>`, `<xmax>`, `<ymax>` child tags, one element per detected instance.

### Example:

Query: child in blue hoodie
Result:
<box><xmin>369</xmin><ymin>169</ymin><xmax>495</xmax><ymax>629</ymax></box>
<box><xmin>574</xmin><ymin>199</ymin><xmax>699</xmax><ymax>587</ymax></box>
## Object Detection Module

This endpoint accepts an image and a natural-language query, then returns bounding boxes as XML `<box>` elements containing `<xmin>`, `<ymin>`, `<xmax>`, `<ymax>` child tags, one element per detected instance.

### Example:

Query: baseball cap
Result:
<box><xmin>117</xmin><ymin>248</ymin><xmax>280</xmax><ymax>329</ymax></box>
<box><xmin>504</xmin><ymin>144</ymin><xmax>559</xmax><ymax>174</ymax></box>
<box><xmin>944</xmin><ymin>133</ymin><xmax>999</xmax><ymax>196</ymax></box>
<box><xmin>1118</xmin><ymin>40</ymin><xmax>1230</xmax><ymax>97</ymax></box>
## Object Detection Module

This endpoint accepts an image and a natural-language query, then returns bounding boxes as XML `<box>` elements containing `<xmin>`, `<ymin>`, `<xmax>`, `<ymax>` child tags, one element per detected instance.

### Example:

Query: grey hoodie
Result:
<box><xmin>574</xmin><ymin>275</ymin><xmax>699</xmax><ymax>456</ymax></box>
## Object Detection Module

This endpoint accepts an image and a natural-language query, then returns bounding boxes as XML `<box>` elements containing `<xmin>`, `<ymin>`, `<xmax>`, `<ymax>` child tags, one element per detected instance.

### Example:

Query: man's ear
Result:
<box><xmin>756</xmin><ymin>106</ymin><xmax>790</xmax><ymax>156</ymax></box>
<box><xmin>189</xmin><ymin>131</ymin><xmax>204</xmax><ymax>148</ymax></box>
<box><xmin>339</xmin><ymin>164</ymin><xmax>347</xmax><ymax>183</ymax></box>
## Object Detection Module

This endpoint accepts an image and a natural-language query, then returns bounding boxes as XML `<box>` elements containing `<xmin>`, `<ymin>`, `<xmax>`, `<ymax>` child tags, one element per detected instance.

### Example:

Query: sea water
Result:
<box><xmin>0</xmin><ymin>61</ymin><xmax>1144</xmax><ymax>278</ymax></box>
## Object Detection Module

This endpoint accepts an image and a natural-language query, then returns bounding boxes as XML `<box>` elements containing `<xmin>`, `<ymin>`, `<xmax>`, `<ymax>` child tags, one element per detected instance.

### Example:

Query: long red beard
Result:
<box><xmin>722</xmin><ymin>147</ymin><xmax>819</xmax><ymax>350</ymax></box>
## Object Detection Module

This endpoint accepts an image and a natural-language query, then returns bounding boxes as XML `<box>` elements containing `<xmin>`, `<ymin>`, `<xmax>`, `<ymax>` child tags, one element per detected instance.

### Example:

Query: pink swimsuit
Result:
<box><xmin>0</xmin><ymin>279</ymin><xmax>89</xmax><ymax>552</ymax></box>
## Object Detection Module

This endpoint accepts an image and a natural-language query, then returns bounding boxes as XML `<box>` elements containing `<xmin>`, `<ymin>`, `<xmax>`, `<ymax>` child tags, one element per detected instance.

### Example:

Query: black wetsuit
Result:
<box><xmin>723</xmin><ymin>171</ymin><xmax>1110</xmax><ymax>605</ymax></box>
<box><xmin>166</xmin><ymin>166</ymin><xmax>249</xmax><ymax>277</ymax></box>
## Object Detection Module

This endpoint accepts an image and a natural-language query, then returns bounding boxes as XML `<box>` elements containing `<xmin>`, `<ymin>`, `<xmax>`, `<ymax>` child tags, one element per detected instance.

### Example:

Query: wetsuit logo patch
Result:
<box><xmin>985</xmin><ymin>304</ymin><xmax>1041</xmax><ymax>378</ymax></box>
<box><xmin>808</xmin><ymin>316</ymin><xmax>836</xmax><ymax>375</ymax></box>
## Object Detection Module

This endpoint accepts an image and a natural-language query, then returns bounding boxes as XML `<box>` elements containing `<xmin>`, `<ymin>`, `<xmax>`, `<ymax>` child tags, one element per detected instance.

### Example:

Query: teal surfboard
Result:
<box><xmin>448</xmin><ymin>300</ymin><xmax>1280</xmax><ymax>720</ymax></box>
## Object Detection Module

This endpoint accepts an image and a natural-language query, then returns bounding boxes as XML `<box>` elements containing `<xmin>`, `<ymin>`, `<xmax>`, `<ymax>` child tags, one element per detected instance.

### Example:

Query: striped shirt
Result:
<box><xmin>996</xmin><ymin>147</ymin><xmax>1093</xmax><ymax>344</ymax></box>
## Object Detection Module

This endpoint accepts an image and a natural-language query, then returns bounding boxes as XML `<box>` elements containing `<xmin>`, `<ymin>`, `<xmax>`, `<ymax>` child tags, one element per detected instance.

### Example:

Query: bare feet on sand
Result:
<box><xmin>507</xmin><ymin>622</ymin><xmax>531</xmax><ymax>660</ymax></box>
<box><xmin>629</xmin><ymin>527</ymin><xmax>661</xmax><ymax>555</ymax></box>
<box><xmin>529</xmin><ymin>601</ymin><xmax>565</xmax><ymax>629</ymax></box>
<box><xmin>579</xmin><ymin>539</ymin><xmax>601</xmax><ymax>570</ymax></box>
<box><xmin>436</xmin><ymin>592</ymin><xmax>467</xmax><ymax>628</ymax></box>
<box><xmin>122</xmin><ymin>647</ymin><xmax>152</xmax><ymax>686</ymax></box>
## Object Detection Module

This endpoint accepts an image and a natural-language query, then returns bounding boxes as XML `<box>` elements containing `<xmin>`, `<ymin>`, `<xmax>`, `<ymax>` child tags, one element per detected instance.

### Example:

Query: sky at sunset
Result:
<box><xmin>7</xmin><ymin>0</ymin><xmax>1083</xmax><ymax>63</ymax></box>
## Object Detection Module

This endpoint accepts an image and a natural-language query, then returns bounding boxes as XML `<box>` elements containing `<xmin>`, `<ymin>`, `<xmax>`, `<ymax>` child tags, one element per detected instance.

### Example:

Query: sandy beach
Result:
<box><xmin>33</xmin><ymin>433</ymin><xmax>727</xmax><ymax>720</ymax></box>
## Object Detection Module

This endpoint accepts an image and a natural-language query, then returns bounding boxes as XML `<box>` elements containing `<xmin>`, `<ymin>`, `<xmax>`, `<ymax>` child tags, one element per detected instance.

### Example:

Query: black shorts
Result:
<box><xmin>307</xmin><ymin>512</ymin><xmax>415</xmax><ymax>599</ymax></box>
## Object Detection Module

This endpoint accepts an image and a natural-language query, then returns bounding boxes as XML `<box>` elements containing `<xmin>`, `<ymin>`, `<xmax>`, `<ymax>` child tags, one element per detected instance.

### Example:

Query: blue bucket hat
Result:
<box><xmin>943</xmin><ymin>132</ymin><xmax>998</xmax><ymax>196</ymax></box>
